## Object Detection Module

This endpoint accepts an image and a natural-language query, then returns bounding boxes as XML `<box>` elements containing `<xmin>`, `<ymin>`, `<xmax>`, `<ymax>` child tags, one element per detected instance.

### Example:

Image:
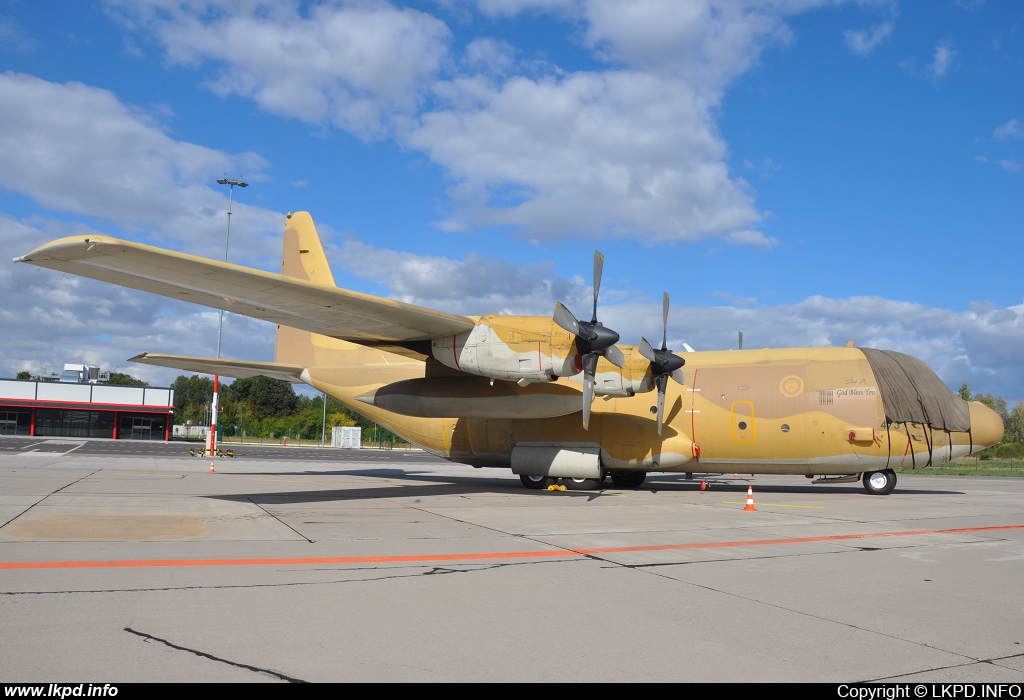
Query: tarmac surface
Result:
<box><xmin>2</xmin><ymin>436</ymin><xmax>1024</xmax><ymax>683</ymax></box>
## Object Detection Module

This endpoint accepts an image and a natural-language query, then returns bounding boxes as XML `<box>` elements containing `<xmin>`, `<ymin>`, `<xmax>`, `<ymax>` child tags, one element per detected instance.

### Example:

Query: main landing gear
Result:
<box><xmin>862</xmin><ymin>469</ymin><xmax>897</xmax><ymax>495</ymax></box>
<box><xmin>609</xmin><ymin>471</ymin><xmax>647</xmax><ymax>488</ymax></box>
<box><xmin>520</xmin><ymin>474</ymin><xmax>557</xmax><ymax>490</ymax></box>
<box><xmin>520</xmin><ymin>471</ymin><xmax>649</xmax><ymax>491</ymax></box>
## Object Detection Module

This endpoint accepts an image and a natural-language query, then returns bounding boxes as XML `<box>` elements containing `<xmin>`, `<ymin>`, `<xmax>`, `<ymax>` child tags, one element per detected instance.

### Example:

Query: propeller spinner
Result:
<box><xmin>638</xmin><ymin>293</ymin><xmax>686</xmax><ymax>435</ymax></box>
<box><xmin>553</xmin><ymin>251</ymin><xmax>624</xmax><ymax>430</ymax></box>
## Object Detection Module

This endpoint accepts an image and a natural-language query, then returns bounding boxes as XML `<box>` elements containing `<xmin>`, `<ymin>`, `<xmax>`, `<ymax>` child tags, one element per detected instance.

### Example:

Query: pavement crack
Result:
<box><xmin>867</xmin><ymin>650</ymin><xmax>1024</xmax><ymax>681</ymax></box>
<box><xmin>246</xmin><ymin>497</ymin><xmax>314</xmax><ymax>543</ymax></box>
<box><xmin>583</xmin><ymin>550</ymin><xmax>983</xmax><ymax>669</ymax></box>
<box><xmin>123</xmin><ymin>627</ymin><xmax>306</xmax><ymax>682</ymax></box>
<box><xmin>0</xmin><ymin>468</ymin><xmax>102</xmax><ymax>531</ymax></box>
<box><xmin>2</xmin><ymin>558</ymin><xmax>576</xmax><ymax>596</ymax></box>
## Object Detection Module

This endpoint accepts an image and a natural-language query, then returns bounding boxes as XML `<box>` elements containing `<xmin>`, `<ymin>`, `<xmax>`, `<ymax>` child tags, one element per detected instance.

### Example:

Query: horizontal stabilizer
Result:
<box><xmin>129</xmin><ymin>352</ymin><xmax>308</xmax><ymax>383</ymax></box>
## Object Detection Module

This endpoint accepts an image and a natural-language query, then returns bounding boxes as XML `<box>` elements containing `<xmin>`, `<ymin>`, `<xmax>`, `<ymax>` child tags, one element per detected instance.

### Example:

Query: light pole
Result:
<box><xmin>211</xmin><ymin>177</ymin><xmax>248</xmax><ymax>456</ymax></box>
<box><xmin>321</xmin><ymin>392</ymin><xmax>327</xmax><ymax>448</ymax></box>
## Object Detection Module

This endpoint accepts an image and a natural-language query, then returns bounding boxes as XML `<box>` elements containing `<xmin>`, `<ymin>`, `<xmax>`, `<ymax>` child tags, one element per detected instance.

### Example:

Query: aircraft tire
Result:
<box><xmin>562</xmin><ymin>477</ymin><xmax>604</xmax><ymax>491</ymax></box>
<box><xmin>609</xmin><ymin>471</ymin><xmax>647</xmax><ymax>488</ymax></box>
<box><xmin>520</xmin><ymin>474</ymin><xmax>557</xmax><ymax>490</ymax></box>
<box><xmin>862</xmin><ymin>469</ymin><xmax>897</xmax><ymax>495</ymax></box>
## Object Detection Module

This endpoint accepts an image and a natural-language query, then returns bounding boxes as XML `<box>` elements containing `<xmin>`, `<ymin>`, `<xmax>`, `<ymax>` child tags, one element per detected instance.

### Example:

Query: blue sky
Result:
<box><xmin>0</xmin><ymin>0</ymin><xmax>1021</xmax><ymax>402</ymax></box>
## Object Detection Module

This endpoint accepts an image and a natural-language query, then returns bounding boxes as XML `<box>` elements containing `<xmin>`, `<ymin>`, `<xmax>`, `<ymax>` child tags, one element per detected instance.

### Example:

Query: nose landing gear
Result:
<box><xmin>862</xmin><ymin>469</ymin><xmax>897</xmax><ymax>495</ymax></box>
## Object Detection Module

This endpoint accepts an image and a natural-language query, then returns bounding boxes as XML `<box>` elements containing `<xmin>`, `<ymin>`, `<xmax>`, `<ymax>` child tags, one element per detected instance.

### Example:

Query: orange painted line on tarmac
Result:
<box><xmin>2</xmin><ymin>524</ymin><xmax>1022</xmax><ymax>571</ymax></box>
<box><xmin>577</xmin><ymin>524</ymin><xmax>1024</xmax><ymax>555</ymax></box>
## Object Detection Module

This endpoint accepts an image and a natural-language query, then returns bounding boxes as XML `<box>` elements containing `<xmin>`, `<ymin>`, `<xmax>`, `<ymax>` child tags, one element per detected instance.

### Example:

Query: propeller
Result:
<box><xmin>553</xmin><ymin>251</ymin><xmax>624</xmax><ymax>430</ymax></box>
<box><xmin>638</xmin><ymin>293</ymin><xmax>686</xmax><ymax>435</ymax></box>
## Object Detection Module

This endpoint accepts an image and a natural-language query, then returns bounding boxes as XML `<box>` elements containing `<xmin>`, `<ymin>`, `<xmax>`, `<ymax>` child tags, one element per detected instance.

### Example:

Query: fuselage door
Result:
<box><xmin>731</xmin><ymin>401</ymin><xmax>755</xmax><ymax>444</ymax></box>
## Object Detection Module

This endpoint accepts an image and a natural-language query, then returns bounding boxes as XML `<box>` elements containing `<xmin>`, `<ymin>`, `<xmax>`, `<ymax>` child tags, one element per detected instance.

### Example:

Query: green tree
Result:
<box><xmin>958</xmin><ymin>382</ymin><xmax>971</xmax><ymax>401</ymax></box>
<box><xmin>171</xmin><ymin>375</ymin><xmax>214</xmax><ymax>424</ymax></box>
<box><xmin>1006</xmin><ymin>400</ymin><xmax>1024</xmax><ymax>445</ymax></box>
<box><xmin>973</xmin><ymin>393</ymin><xmax>1009</xmax><ymax>424</ymax></box>
<box><xmin>229</xmin><ymin>376</ymin><xmax>297</xmax><ymax>419</ymax></box>
<box><xmin>15</xmin><ymin>371</ymin><xmax>30</xmax><ymax>380</ymax></box>
<box><xmin>107</xmin><ymin>372</ymin><xmax>148</xmax><ymax>387</ymax></box>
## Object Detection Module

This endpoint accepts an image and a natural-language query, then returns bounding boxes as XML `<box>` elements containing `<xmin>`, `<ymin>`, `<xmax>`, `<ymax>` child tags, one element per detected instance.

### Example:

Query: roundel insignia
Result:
<box><xmin>779</xmin><ymin>375</ymin><xmax>804</xmax><ymax>397</ymax></box>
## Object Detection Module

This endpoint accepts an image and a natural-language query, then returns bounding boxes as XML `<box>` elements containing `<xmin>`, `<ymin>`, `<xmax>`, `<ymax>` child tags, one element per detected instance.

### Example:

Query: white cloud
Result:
<box><xmin>994</xmin><ymin>119</ymin><xmax>1023</xmax><ymax>140</ymax></box>
<box><xmin>410</xmin><ymin>70</ymin><xmax>763</xmax><ymax>242</ymax></box>
<box><xmin>844</xmin><ymin>21</ymin><xmax>894</xmax><ymax>56</ymax></box>
<box><xmin>724</xmin><ymin>229</ymin><xmax>779</xmax><ymax>247</ymax></box>
<box><xmin>105</xmin><ymin>0</ymin><xmax>855</xmax><ymax>247</ymax></box>
<box><xmin>330</xmin><ymin>235</ymin><xmax>590</xmax><ymax>315</ymax></box>
<box><xmin>0</xmin><ymin>71</ymin><xmax>283</xmax><ymax>264</ymax></box>
<box><xmin>712</xmin><ymin>291</ymin><xmax>757</xmax><ymax>307</ymax></box>
<box><xmin>473</xmin><ymin>0</ymin><xmax>578</xmax><ymax>16</ymax></box>
<box><xmin>107</xmin><ymin>0</ymin><xmax>451</xmax><ymax>138</ymax></box>
<box><xmin>0</xmin><ymin>214</ymin><xmax>278</xmax><ymax>385</ymax></box>
<box><xmin>929</xmin><ymin>40</ymin><xmax>956</xmax><ymax>78</ymax></box>
<box><xmin>1000</xmin><ymin>159</ymin><xmax>1021</xmax><ymax>173</ymax></box>
<box><xmin>0</xmin><ymin>15</ymin><xmax>36</xmax><ymax>52</ymax></box>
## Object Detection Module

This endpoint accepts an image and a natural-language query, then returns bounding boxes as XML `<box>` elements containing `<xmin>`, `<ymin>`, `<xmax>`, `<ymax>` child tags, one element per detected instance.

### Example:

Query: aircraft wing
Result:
<box><xmin>128</xmin><ymin>353</ymin><xmax>308</xmax><ymax>383</ymax></box>
<box><xmin>14</xmin><ymin>236</ymin><xmax>475</xmax><ymax>343</ymax></box>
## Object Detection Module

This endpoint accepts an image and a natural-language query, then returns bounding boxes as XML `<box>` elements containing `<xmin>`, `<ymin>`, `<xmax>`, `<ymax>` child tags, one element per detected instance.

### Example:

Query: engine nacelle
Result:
<box><xmin>431</xmin><ymin>315</ymin><xmax>573</xmax><ymax>383</ymax></box>
<box><xmin>431</xmin><ymin>314</ymin><xmax>656</xmax><ymax>396</ymax></box>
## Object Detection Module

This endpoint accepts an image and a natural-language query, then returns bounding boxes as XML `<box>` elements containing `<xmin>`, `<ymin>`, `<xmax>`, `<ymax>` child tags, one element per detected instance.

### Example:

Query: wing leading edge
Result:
<box><xmin>128</xmin><ymin>353</ymin><xmax>308</xmax><ymax>383</ymax></box>
<box><xmin>15</xmin><ymin>234</ymin><xmax>475</xmax><ymax>345</ymax></box>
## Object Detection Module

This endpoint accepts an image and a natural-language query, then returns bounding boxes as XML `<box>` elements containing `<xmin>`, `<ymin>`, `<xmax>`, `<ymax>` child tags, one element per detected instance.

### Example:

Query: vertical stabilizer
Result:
<box><xmin>280</xmin><ymin>211</ymin><xmax>336</xmax><ymax>286</ymax></box>
<box><xmin>275</xmin><ymin>212</ymin><xmax>335</xmax><ymax>366</ymax></box>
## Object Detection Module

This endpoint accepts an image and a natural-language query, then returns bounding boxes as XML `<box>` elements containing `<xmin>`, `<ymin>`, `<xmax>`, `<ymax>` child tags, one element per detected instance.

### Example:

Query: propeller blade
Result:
<box><xmin>604</xmin><ymin>344</ymin><xmax>625</xmax><ymax>368</ymax></box>
<box><xmin>656</xmin><ymin>374</ymin><xmax>668</xmax><ymax>435</ymax></box>
<box><xmin>553</xmin><ymin>302</ymin><xmax>580</xmax><ymax>335</ymax></box>
<box><xmin>581</xmin><ymin>352</ymin><xmax>599</xmax><ymax>430</ymax></box>
<box><xmin>671</xmin><ymin>368</ymin><xmax>685</xmax><ymax>385</ymax></box>
<box><xmin>592</xmin><ymin>250</ymin><xmax>604</xmax><ymax>322</ymax></box>
<box><xmin>662</xmin><ymin>292</ymin><xmax>670</xmax><ymax>351</ymax></box>
<box><xmin>582</xmin><ymin>372</ymin><xmax>594</xmax><ymax>430</ymax></box>
<box><xmin>738</xmin><ymin>331</ymin><xmax>743</xmax><ymax>350</ymax></box>
<box><xmin>638</xmin><ymin>336</ymin><xmax>657</xmax><ymax>363</ymax></box>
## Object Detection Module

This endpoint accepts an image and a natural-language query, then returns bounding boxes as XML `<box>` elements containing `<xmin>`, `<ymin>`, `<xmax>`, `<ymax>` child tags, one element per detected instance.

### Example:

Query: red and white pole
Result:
<box><xmin>209</xmin><ymin>374</ymin><xmax>219</xmax><ymax>454</ymax></box>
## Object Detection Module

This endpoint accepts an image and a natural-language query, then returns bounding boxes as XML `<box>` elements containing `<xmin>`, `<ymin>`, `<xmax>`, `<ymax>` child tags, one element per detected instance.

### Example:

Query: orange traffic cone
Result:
<box><xmin>209</xmin><ymin>461</ymin><xmax>215</xmax><ymax>473</ymax></box>
<box><xmin>743</xmin><ymin>485</ymin><xmax>757</xmax><ymax>511</ymax></box>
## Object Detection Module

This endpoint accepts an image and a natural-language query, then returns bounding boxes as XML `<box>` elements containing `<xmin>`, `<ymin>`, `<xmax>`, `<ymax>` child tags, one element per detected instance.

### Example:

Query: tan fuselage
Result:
<box><xmin>287</xmin><ymin>328</ymin><xmax>986</xmax><ymax>475</ymax></box>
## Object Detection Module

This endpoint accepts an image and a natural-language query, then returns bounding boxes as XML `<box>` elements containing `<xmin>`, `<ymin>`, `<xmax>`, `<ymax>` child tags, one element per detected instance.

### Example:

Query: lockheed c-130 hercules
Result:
<box><xmin>14</xmin><ymin>212</ymin><xmax>1004</xmax><ymax>495</ymax></box>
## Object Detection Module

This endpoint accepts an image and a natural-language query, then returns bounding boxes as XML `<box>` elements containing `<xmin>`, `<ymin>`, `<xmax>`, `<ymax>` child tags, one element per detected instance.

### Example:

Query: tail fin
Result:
<box><xmin>275</xmin><ymin>212</ymin><xmax>337</xmax><ymax>366</ymax></box>
<box><xmin>280</xmin><ymin>211</ymin><xmax>336</xmax><ymax>285</ymax></box>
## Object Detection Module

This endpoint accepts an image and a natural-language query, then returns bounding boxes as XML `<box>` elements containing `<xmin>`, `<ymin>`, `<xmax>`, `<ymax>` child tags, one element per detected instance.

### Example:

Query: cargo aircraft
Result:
<box><xmin>14</xmin><ymin>212</ymin><xmax>1004</xmax><ymax>495</ymax></box>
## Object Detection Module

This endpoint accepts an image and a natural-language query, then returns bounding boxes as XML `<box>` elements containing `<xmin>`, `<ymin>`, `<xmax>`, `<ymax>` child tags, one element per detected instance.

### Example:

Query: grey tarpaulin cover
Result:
<box><xmin>861</xmin><ymin>348</ymin><xmax>971</xmax><ymax>432</ymax></box>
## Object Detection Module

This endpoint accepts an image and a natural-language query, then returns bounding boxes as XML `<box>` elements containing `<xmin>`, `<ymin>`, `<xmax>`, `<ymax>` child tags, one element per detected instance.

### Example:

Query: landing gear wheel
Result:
<box><xmin>862</xmin><ymin>469</ymin><xmax>896</xmax><ymax>495</ymax></box>
<box><xmin>520</xmin><ymin>474</ymin><xmax>557</xmax><ymax>490</ymax></box>
<box><xmin>609</xmin><ymin>471</ymin><xmax>647</xmax><ymax>488</ymax></box>
<box><xmin>562</xmin><ymin>477</ymin><xmax>604</xmax><ymax>491</ymax></box>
